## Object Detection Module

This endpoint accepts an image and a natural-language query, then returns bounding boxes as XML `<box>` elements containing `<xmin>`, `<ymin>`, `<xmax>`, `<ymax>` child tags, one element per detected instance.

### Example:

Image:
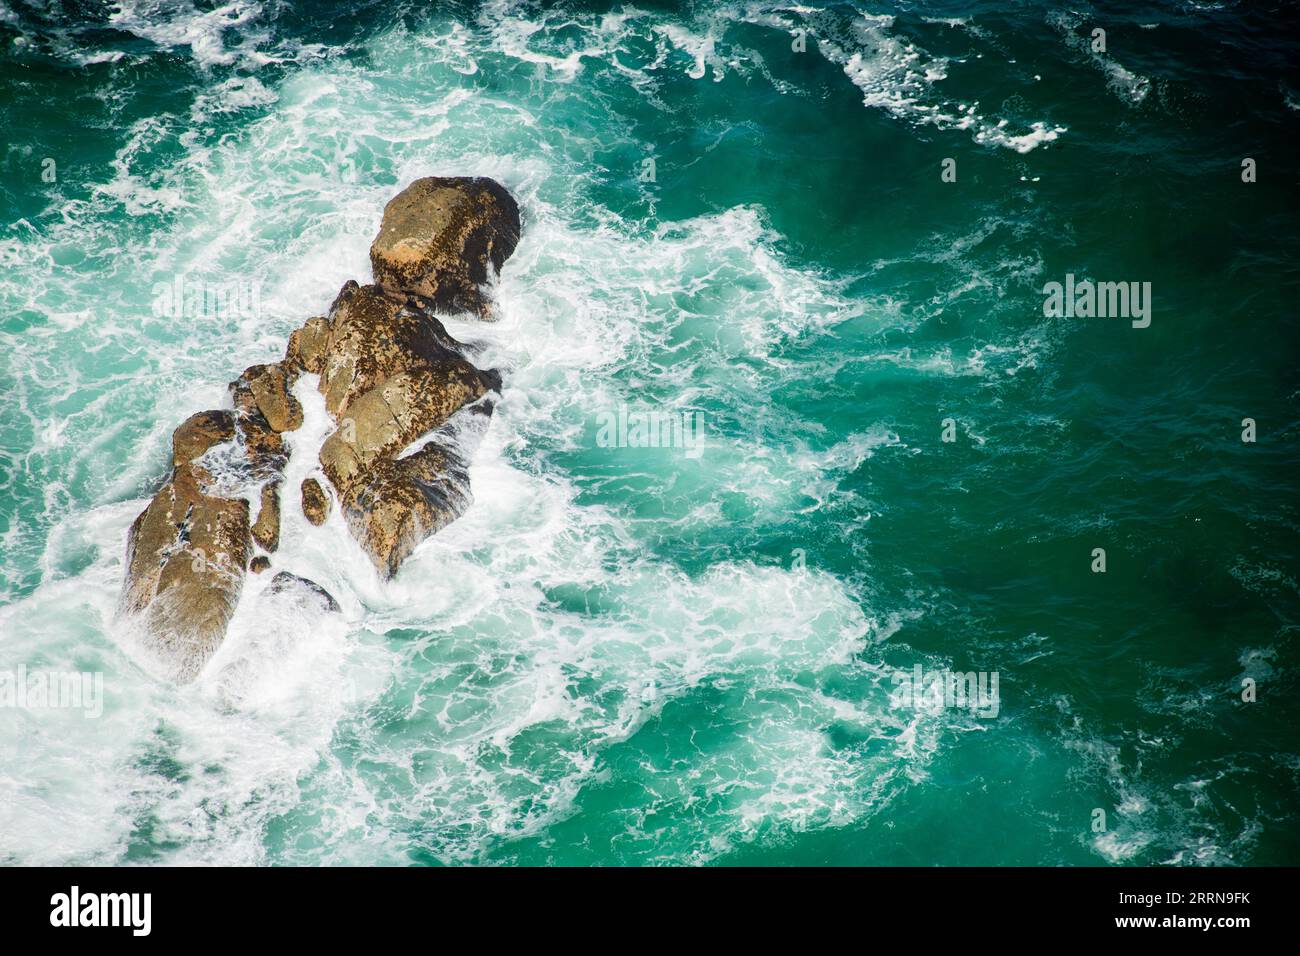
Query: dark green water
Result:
<box><xmin>1</xmin><ymin>0</ymin><xmax>1298</xmax><ymax>865</ymax></box>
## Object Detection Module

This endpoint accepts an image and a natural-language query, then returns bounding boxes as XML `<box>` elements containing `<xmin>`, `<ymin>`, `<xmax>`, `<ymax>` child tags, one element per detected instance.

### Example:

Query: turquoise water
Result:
<box><xmin>1</xmin><ymin>0</ymin><xmax>1298</xmax><ymax>865</ymax></box>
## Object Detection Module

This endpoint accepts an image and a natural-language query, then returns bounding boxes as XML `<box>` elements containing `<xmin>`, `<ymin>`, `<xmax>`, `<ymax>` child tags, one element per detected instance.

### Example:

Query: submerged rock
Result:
<box><xmin>369</xmin><ymin>176</ymin><xmax>520</xmax><ymax>318</ymax></box>
<box><xmin>266</xmin><ymin>571</ymin><xmax>340</xmax><ymax>614</ymax></box>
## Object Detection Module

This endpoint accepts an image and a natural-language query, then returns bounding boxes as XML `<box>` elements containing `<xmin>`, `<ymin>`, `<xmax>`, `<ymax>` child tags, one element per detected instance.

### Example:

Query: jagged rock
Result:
<box><xmin>234</xmin><ymin>411</ymin><xmax>288</xmax><ymax>478</ymax></box>
<box><xmin>318</xmin><ymin>282</ymin><xmax>466</xmax><ymax>417</ymax></box>
<box><xmin>319</xmin><ymin>364</ymin><xmax>497</xmax><ymax>492</ymax></box>
<box><xmin>301</xmin><ymin>478</ymin><xmax>330</xmax><ymax>525</ymax></box>
<box><xmin>171</xmin><ymin>409</ymin><xmax>235</xmax><ymax>466</ymax></box>
<box><xmin>286</xmin><ymin>316</ymin><xmax>331</xmax><ymax>375</ymax></box>
<box><xmin>122</xmin><ymin>462</ymin><xmax>252</xmax><ymax>683</ymax></box>
<box><xmin>369</xmin><ymin>176</ymin><xmax>520</xmax><ymax>318</ymax></box>
<box><xmin>121</xmin><ymin>176</ymin><xmax>521</xmax><ymax>679</ymax></box>
<box><xmin>340</xmin><ymin>441</ymin><xmax>473</xmax><ymax>578</ymax></box>
<box><xmin>231</xmin><ymin>362</ymin><xmax>303</xmax><ymax>433</ymax></box>
<box><xmin>308</xmin><ymin>178</ymin><xmax>516</xmax><ymax>579</ymax></box>
<box><xmin>251</xmin><ymin>481</ymin><xmax>281</xmax><ymax>551</ymax></box>
<box><xmin>267</xmin><ymin>571</ymin><xmax>340</xmax><ymax>614</ymax></box>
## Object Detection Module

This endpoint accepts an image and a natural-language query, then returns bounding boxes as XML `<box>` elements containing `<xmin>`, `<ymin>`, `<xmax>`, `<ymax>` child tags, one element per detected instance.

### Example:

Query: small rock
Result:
<box><xmin>267</xmin><ymin>571</ymin><xmax>340</xmax><ymax>613</ymax></box>
<box><xmin>251</xmin><ymin>481</ymin><xmax>281</xmax><ymax>551</ymax></box>
<box><xmin>301</xmin><ymin>477</ymin><xmax>330</xmax><ymax>526</ymax></box>
<box><xmin>250</xmin><ymin>555</ymin><xmax>271</xmax><ymax>574</ymax></box>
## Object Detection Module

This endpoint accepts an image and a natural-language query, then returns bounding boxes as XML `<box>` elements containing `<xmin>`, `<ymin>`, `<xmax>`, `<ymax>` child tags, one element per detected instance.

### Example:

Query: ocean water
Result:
<box><xmin>1</xmin><ymin>0</ymin><xmax>1298</xmax><ymax>866</ymax></box>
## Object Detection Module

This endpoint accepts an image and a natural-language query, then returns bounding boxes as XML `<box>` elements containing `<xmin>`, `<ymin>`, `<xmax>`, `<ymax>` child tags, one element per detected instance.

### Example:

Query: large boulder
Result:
<box><xmin>121</xmin><ymin>462</ymin><xmax>252</xmax><ymax>683</ymax></box>
<box><xmin>318</xmin><ymin>363</ymin><xmax>497</xmax><ymax>491</ymax></box>
<box><xmin>339</xmin><ymin>441</ymin><xmax>473</xmax><ymax>579</ymax></box>
<box><xmin>318</xmin><ymin>282</ymin><xmax>465</xmax><ymax>416</ymax></box>
<box><xmin>369</xmin><ymin>176</ymin><xmax>520</xmax><ymax>318</ymax></box>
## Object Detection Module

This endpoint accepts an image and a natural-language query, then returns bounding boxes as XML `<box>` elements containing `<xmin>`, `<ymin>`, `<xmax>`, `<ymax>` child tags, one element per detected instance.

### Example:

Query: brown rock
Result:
<box><xmin>286</xmin><ymin>316</ymin><xmax>331</xmax><ymax>375</ymax></box>
<box><xmin>318</xmin><ymin>282</ymin><xmax>465</xmax><ymax>417</ymax></box>
<box><xmin>121</xmin><ymin>462</ymin><xmax>252</xmax><ymax>683</ymax></box>
<box><xmin>250</xmin><ymin>555</ymin><xmax>271</xmax><ymax>574</ymax></box>
<box><xmin>171</xmin><ymin>409</ymin><xmax>235</xmax><ymax>466</ymax></box>
<box><xmin>369</xmin><ymin>176</ymin><xmax>520</xmax><ymax>318</ymax></box>
<box><xmin>340</xmin><ymin>441</ymin><xmax>472</xmax><ymax>578</ymax></box>
<box><xmin>301</xmin><ymin>478</ymin><xmax>330</xmax><ymax>526</ymax></box>
<box><xmin>251</xmin><ymin>481</ymin><xmax>281</xmax><ymax>552</ymax></box>
<box><xmin>318</xmin><ymin>363</ymin><xmax>495</xmax><ymax>492</ymax></box>
<box><xmin>231</xmin><ymin>362</ymin><xmax>303</xmax><ymax>433</ymax></box>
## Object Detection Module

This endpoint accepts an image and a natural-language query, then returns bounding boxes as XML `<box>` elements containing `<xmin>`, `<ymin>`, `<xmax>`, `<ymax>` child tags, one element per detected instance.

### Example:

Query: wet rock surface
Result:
<box><xmin>122</xmin><ymin>176</ymin><xmax>518</xmax><ymax>680</ymax></box>
<box><xmin>121</xmin><ymin>462</ymin><xmax>253</xmax><ymax>683</ymax></box>
<box><xmin>266</xmin><ymin>571</ymin><xmax>340</xmax><ymax>614</ymax></box>
<box><xmin>369</xmin><ymin>176</ymin><xmax>520</xmax><ymax>318</ymax></box>
<box><xmin>300</xmin><ymin>477</ymin><xmax>330</xmax><ymax>526</ymax></box>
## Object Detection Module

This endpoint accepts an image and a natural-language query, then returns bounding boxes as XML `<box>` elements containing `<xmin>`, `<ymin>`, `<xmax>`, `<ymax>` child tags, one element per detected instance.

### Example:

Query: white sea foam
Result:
<box><xmin>1048</xmin><ymin>11</ymin><xmax>1151</xmax><ymax>106</ymax></box>
<box><xmin>736</xmin><ymin>3</ymin><xmax>1064</xmax><ymax>151</ymax></box>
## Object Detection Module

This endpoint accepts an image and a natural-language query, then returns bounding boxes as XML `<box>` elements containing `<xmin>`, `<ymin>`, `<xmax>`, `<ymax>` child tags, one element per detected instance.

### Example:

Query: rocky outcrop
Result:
<box><xmin>123</xmin><ymin>368</ymin><xmax>302</xmax><ymax>681</ymax></box>
<box><xmin>313</xmin><ymin>283</ymin><xmax>500</xmax><ymax>576</ymax></box>
<box><xmin>369</xmin><ymin>176</ymin><xmax>520</xmax><ymax>318</ymax></box>
<box><xmin>122</xmin><ymin>175</ymin><xmax>518</xmax><ymax>681</ymax></box>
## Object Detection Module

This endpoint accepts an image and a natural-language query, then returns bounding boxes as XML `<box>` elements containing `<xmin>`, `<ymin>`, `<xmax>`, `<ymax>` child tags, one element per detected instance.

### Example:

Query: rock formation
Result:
<box><xmin>120</xmin><ymin>176</ymin><xmax>518</xmax><ymax>682</ymax></box>
<box><xmin>369</xmin><ymin>176</ymin><xmax>520</xmax><ymax>318</ymax></box>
